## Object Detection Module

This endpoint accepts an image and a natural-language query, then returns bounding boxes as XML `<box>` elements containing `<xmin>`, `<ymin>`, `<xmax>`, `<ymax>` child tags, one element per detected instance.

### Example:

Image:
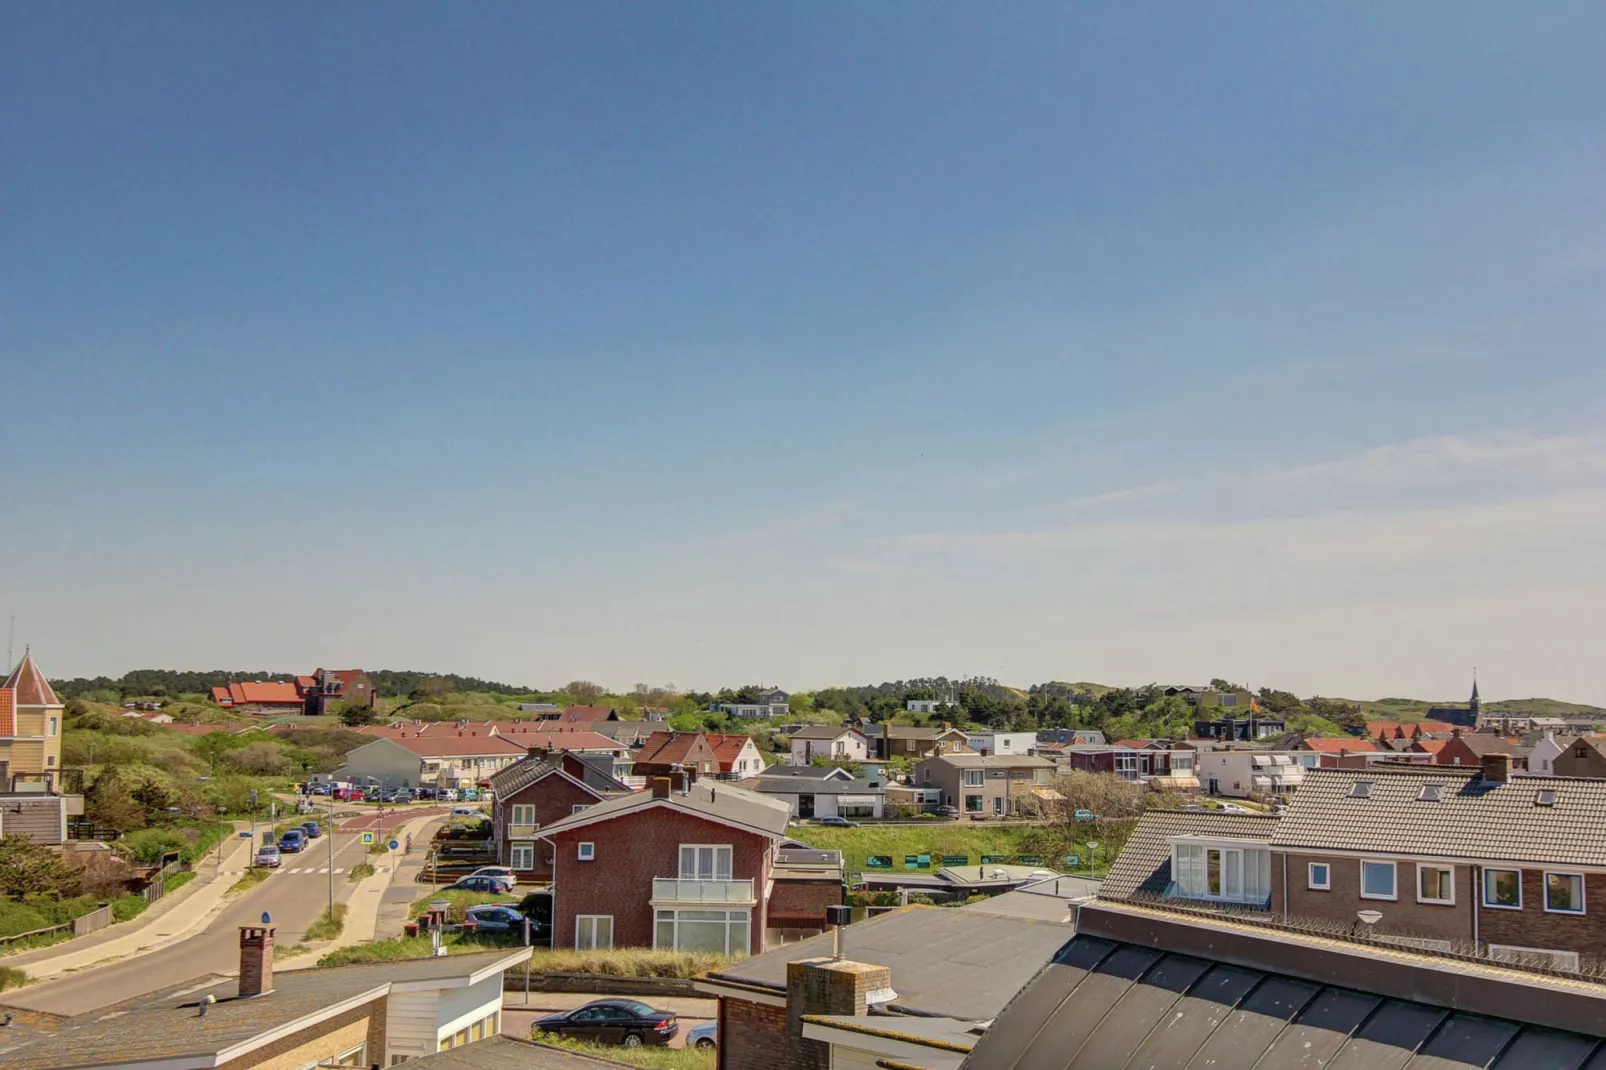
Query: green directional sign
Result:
<box><xmin>866</xmin><ymin>855</ymin><xmax>893</xmax><ymax>869</ymax></box>
<box><xmin>1017</xmin><ymin>855</ymin><xmax>1042</xmax><ymax>865</ymax></box>
<box><xmin>980</xmin><ymin>854</ymin><xmax>1007</xmax><ymax>864</ymax></box>
<box><xmin>941</xmin><ymin>855</ymin><xmax>969</xmax><ymax>867</ymax></box>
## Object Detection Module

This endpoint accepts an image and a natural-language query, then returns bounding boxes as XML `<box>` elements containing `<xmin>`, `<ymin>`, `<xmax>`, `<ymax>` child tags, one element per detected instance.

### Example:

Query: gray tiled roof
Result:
<box><xmin>706</xmin><ymin>906</ymin><xmax>1072</xmax><ymax>1020</ymax></box>
<box><xmin>487</xmin><ymin>755</ymin><xmax>564</xmax><ymax>797</ymax></box>
<box><xmin>0</xmin><ymin>950</ymin><xmax>528</xmax><ymax>1070</ymax></box>
<box><xmin>533</xmin><ymin>780</ymin><xmax>791</xmax><ymax>841</ymax></box>
<box><xmin>752</xmin><ymin>775</ymin><xmax>884</xmax><ymax>796</ymax></box>
<box><xmin>1099</xmin><ymin>810</ymin><xmax>1278</xmax><ymax>901</ymax></box>
<box><xmin>1269</xmin><ymin>767</ymin><xmax>1606</xmax><ymax>867</ymax></box>
<box><xmin>926</xmin><ymin>754</ymin><xmax>1057</xmax><ymax>769</ymax></box>
<box><xmin>788</xmin><ymin>725</ymin><xmax>863</xmax><ymax>740</ymax></box>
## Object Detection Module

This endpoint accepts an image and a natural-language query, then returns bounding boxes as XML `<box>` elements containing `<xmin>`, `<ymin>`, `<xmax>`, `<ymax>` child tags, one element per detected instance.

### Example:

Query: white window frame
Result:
<box><xmin>1483</xmin><ymin>867</ymin><xmax>1523</xmax><ymax>910</ymax></box>
<box><xmin>1544</xmin><ymin>871</ymin><xmax>1586</xmax><ymax>915</ymax></box>
<box><xmin>963</xmin><ymin>769</ymin><xmax>985</xmax><ymax>787</ymax></box>
<box><xmin>575</xmin><ymin>914</ymin><xmax>613</xmax><ymax>950</ymax></box>
<box><xmin>1359</xmin><ymin>860</ymin><xmax>1398</xmax><ymax>901</ymax></box>
<box><xmin>509</xmin><ymin>804</ymin><xmax>535</xmax><ymax>826</ymax></box>
<box><xmin>1170</xmin><ymin>842</ymin><xmax>1266</xmax><ymax>904</ymax></box>
<box><xmin>577</xmin><ymin>841</ymin><xmax>595</xmax><ymax>862</ymax></box>
<box><xmin>679</xmin><ymin>844</ymin><xmax>733</xmax><ymax>881</ymax></box>
<box><xmin>1307</xmin><ymin>862</ymin><xmax>1331</xmax><ymax>891</ymax></box>
<box><xmin>1488</xmin><ymin>944</ymin><xmax>1579</xmax><ymax>972</ymax></box>
<box><xmin>571</xmin><ymin>803</ymin><xmax>591</xmax><ymax>814</ymax></box>
<box><xmin>1416</xmin><ymin>864</ymin><xmax>1455</xmax><ymax>906</ymax></box>
<box><xmin>510</xmin><ymin>843</ymin><xmax>535</xmax><ymax>871</ymax></box>
<box><xmin>653</xmin><ymin>907</ymin><xmax>751</xmax><ymax>957</ymax></box>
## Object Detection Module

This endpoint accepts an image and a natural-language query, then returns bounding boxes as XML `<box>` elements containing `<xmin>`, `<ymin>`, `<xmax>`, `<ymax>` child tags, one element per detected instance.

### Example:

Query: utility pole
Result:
<box><xmin>327</xmin><ymin>793</ymin><xmax>336</xmax><ymax>917</ymax></box>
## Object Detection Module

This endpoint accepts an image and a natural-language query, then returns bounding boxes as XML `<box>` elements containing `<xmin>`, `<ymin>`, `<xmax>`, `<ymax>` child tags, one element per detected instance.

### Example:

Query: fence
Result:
<box><xmin>72</xmin><ymin>903</ymin><xmax>113</xmax><ymax>936</ymax></box>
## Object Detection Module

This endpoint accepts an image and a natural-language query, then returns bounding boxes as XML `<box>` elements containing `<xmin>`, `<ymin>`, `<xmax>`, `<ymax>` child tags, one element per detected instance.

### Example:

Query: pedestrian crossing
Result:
<box><xmin>219</xmin><ymin>866</ymin><xmax>392</xmax><ymax>876</ymax></box>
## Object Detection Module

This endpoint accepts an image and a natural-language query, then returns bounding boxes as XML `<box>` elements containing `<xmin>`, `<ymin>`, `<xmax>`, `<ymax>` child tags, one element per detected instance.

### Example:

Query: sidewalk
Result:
<box><xmin>280</xmin><ymin>811</ymin><xmax>446</xmax><ymax>969</ymax></box>
<box><xmin>6</xmin><ymin>825</ymin><xmax>255</xmax><ymax>981</ymax></box>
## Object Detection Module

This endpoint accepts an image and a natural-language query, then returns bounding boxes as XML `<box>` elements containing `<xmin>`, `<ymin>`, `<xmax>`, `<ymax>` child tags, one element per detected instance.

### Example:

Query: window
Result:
<box><xmin>1488</xmin><ymin>944</ymin><xmax>1579</xmax><ymax>972</ymax></box>
<box><xmin>1360</xmin><ymin>860</ymin><xmax>1397</xmax><ymax>900</ymax></box>
<box><xmin>576</xmin><ymin>914</ymin><xmax>613</xmax><ymax>950</ymax></box>
<box><xmin>1537</xmin><ymin>789</ymin><xmax>1558</xmax><ymax>807</ymax></box>
<box><xmin>571</xmin><ymin>803</ymin><xmax>591</xmax><ymax>813</ymax></box>
<box><xmin>1418</xmin><ymin>784</ymin><xmax>1441</xmax><ymax>802</ymax></box>
<box><xmin>1350</xmin><ymin>781</ymin><xmax>1373</xmax><ymax>799</ymax></box>
<box><xmin>1114</xmin><ymin>754</ymin><xmax>1139</xmax><ymax>781</ymax></box>
<box><xmin>1545</xmin><ymin>872</ymin><xmax>1585</xmax><ymax>914</ymax></box>
<box><xmin>1483</xmin><ymin>868</ymin><xmax>1522</xmax><ymax>909</ymax></box>
<box><xmin>578</xmin><ymin>842</ymin><xmax>595</xmax><ymax>862</ymax></box>
<box><xmin>315</xmin><ymin>1044</ymin><xmax>366</xmax><ymax>1067</ymax></box>
<box><xmin>510</xmin><ymin>844</ymin><xmax>535</xmax><ymax>870</ymax></box>
<box><xmin>963</xmin><ymin>769</ymin><xmax>985</xmax><ymax>787</ymax></box>
<box><xmin>1172</xmin><ymin>754</ymin><xmax>1194</xmax><ymax>773</ymax></box>
<box><xmin>655</xmin><ymin>908</ymin><xmax>751</xmax><ymax>957</ymax></box>
<box><xmin>679</xmin><ymin>845</ymin><xmax>733</xmax><ymax>881</ymax></box>
<box><xmin>964</xmin><ymin>794</ymin><xmax>984</xmax><ymax>813</ymax></box>
<box><xmin>1308</xmin><ymin>863</ymin><xmax>1331</xmax><ymax>890</ymax></box>
<box><xmin>48</xmin><ymin>716</ymin><xmax>58</xmax><ymax>737</ymax></box>
<box><xmin>1170</xmin><ymin>843</ymin><xmax>1271</xmax><ymax>904</ymax></box>
<box><xmin>1417</xmin><ymin>865</ymin><xmax>1454</xmax><ymax>905</ymax></box>
<box><xmin>510</xmin><ymin>804</ymin><xmax>535</xmax><ymax>826</ymax></box>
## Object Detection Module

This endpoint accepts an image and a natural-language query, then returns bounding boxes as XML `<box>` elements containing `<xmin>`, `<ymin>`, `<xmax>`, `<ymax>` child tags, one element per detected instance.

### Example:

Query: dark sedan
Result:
<box><xmin>533</xmin><ymin>999</ymin><xmax>678</xmax><ymax>1048</ymax></box>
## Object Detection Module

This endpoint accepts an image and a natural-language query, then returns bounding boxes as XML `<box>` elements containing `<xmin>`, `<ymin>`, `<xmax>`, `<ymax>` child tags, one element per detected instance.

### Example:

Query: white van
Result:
<box><xmin>438</xmin><ymin>788</ymin><xmax>458</xmax><ymax>802</ymax></box>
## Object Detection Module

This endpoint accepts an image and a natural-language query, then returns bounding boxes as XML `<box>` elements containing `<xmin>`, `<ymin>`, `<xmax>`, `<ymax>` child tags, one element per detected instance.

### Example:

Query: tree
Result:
<box><xmin>565</xmin><ymin>680</ymin><xmax>605</xmax><ymax>702</ymax></box>
<box><xmin>221</xmin><ymin>741</ymin><xmax>291</xmax><ymax>776</ymax></box>
<box><xmin>0</xmin><ymin>835</ymin><xmax>84</xmax><ymax>897</ymax></box>
<box><xmin>809</xmin><ymin>757</ymin><xmax>867</xmax><ymax>777</ymax></box>
<box><xmin>1256</xmin><ymin>688</ymin><xmax>1303</xmax><ymax>714</ymax></box>
<box><xmin>334</xmin><ymin>699</ymin><xmax>375</xmax><ymax>727</ymax></box>
<box><xmin>85</xmin><ymin>767</ymin><xmax>147</xmax><ymax>833</ymax></box>
<box><xmin>131</xmin><ymin>779</ymin><xmax>175</xmax><ymax>823</ymax></box>
<box><xmin>1306</xmin><ymin>696</ymin><xmax>1365</xmax><ymax>733</ymax></box>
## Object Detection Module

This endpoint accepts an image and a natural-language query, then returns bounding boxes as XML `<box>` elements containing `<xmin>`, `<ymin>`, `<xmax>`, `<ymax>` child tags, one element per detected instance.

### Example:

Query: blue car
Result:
<box><xmin>302</xmin><ymin>821</ymin><xmax>322</xmax><ymax>838</ymax></box>
<box><xmin>279</xmin><ymin>829</ymin><xmax>307</xmax><ymax>853</ymax></box>
<box><xmin>686</xmin><ymin>1022</ymin><xmax>717</xmax><ymax>1050</ymax></box>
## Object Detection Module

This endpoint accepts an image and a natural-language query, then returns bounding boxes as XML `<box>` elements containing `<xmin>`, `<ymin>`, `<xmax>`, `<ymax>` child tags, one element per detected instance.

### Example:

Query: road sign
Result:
<box><xmin>361</xmin><ymin>831</ymin><xmax>375</xmax><ymax>845</ymax></box>
<box><xmin>1065</xmin><ymin>854</ymin><xmax>1080</xmax><ymax>868</ymax></box>
<box><xmin>388</xmin><ymin>840</ymin><xmax>400</xmax><ymax>851</ymax></box>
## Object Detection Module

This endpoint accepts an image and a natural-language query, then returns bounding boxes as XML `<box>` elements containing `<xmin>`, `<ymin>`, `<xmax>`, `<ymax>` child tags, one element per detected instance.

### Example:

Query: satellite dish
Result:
<box><xmin>261</xmin><ymin>911</ymin><xmax>272</xmax><ymax>925</ymax></box>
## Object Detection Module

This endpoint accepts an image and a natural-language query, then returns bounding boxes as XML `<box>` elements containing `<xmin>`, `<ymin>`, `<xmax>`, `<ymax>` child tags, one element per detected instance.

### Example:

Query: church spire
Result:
<box><xmin>1469</xmin><ymin>669</ymin><xmax>1480</xmax><ymax>717</ymax></box>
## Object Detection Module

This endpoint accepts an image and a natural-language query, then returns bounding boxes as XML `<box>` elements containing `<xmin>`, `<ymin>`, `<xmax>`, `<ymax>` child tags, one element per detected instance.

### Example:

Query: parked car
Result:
<box><xmin>533</xmin><ymin>999</ymin><xmax>679</xmax><ymax>1048</ymax></box>
<box><xmin>255</xmin><ymin>844</ymin><xmax>282</xmax><ymax>868</ymax></box>
<box><xmin>686</xmin><ymin>1021</ymin><xmax>718</xmax><ymax>1051</ymax></box>
<box><xmin>816</xmin><ymin>816</ymin><xmax>858</xmax><ymax>828</ymax></box>
<box><xmin>438</xmin><ymin>788</ymin><xmax>459</xmax><ymax>802</ymax></box>
<box><xmin>462</xmin><ymin>904</ymin><xmax>542</xmax><ymax>935</ymax></box>
<box><xmin>279</xmin><ymin>829</ymin><xmax>307</xmax><ymax>853</ymax></box>
<box><xmin>933</xmin><ymin>805</ymin><xmax>960</xmax><ymax>818</ymax></box>
<box><xmin>414</xmin><ymin>787</ymin><xmax>438</xmax><ymax>800</ymax></box>
<box><xmin>447</xmin><ymin>875</ymin><xmax>513</xmax><ymax>894</ymax></box>
<box><xmin>301</xmin><ymin>821</ymin><xmax>322</xmax><ymax>838</ymax></box>
<box><xmin>468</xmin><ymin>866</ymin><xmax>518</xmax><ymax>888</ymax></box>
<box><xmin>451</xmin><ymin>806</ymin><xmax>482</xmax><ymax>818</ymax></box>
<box><xmin>309</xmin><ymin>783</ymin><xmax>331</xmax><ymax>796</ymax></box>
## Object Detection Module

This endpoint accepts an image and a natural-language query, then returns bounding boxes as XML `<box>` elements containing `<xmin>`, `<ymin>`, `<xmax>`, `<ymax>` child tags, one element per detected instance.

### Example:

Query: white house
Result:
<box><xmin>751</xmin><ymin>773</ymin><xmax>886</xmax><ymax>820</ymax></box>
<box><xmin>330</xmin><ymin>733</ymin><xmax>528</xmax><ymax>790</ymax></box>
<box><xmin>1192</xmin><ymin>750</ymin><xmax>1305</xmax><ymax>798</ymax></box>
<box><xmin>906</xmin><ymin>700</ymin><xmax>953</xmax><ymax>714</ymax></box>
<box><xmin>788</xmin><ymin>726</ymin><xmax>869</xmax><ymax>766</ymax></box>
<box><xmin>965</xmin><ymin>731</ymin><xmax>1038</xmax><ymax>757</ymax></box>
<box><xmin>1529</xmin><ymin>732</ymin><xmax>1565</xmax><ymax>776</ymax></box>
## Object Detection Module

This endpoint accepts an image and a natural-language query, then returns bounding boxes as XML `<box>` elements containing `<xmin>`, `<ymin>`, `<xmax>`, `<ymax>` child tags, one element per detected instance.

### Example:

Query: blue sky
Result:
<box><xmin>3</xmin><ymin>4</ymin><xmax>1603</xmax><ymax>702</ymax></box>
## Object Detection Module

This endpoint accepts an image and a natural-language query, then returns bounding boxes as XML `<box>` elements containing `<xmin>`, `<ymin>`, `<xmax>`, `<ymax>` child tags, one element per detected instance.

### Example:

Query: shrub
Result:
<box><xmin>347</xmin><ymin>863</ymin><xmax>376</xmax><ymax>882</ymax></box>
<box><xmin>0</xmin><ymin>966</ymin><xmax>29</xmax><ymax>992</ymax></box>
<box><xmin>0</xmin><ymin>900</ymin><xmax>51</xmax><ymax>939</ymax></box>
<box><xmin>110</xmin><ymin>894</ymin><xmax>148</xmax><ymax>923</ymax></box>
<box><xmin>304</xmin><ymin>905</ymin><xmax>346</xmax><ymax>942</ymax></box>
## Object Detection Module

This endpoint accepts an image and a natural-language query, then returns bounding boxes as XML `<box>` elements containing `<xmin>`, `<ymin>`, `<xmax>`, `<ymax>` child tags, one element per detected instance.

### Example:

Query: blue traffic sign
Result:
<box><xmin>388</xmin><ymin>840</ymin><xmax>400</xmax><ymax>851</ymax></box>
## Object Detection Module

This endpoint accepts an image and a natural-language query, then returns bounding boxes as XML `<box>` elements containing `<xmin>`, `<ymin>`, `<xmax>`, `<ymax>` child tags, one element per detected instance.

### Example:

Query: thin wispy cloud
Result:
<box><xmin>1054</xmin><ymin>483</ymin><xmax>1175</xmax><ymax>512</ymax></box>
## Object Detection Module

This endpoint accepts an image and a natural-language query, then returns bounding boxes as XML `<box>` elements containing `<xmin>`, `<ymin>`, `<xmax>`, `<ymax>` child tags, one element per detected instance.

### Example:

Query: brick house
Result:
<box><xmin>914</xmin><ymin>754</ymin><xmax>1056</xmax><ymax>817</ymax></box>
<box><xmin>1433</xmin><ymin>728</ymin><xmax>1530</xmax><ymax>770</ymax></box>
<box><xmin>488</xmin><ymin>751</ymin><xmax>631</xmax><ymax>879</ymax></box>
<box><xmin>875</xmin><ymin>723</ymin><xmax>971</xmax><ymax>761</ymax></box>
<box><xmin>1103</xmin><ymin>759</ymin><xmax>1606</xmax><ymax>972</ymax></box>
<box><xmin>1553</xmin><ymin>736</ymin><xmax>1606</xmax><ymax>778</ymax></box>
<box><xmin>632</xmin><ymin>731</ymin><xmax>721</xmax><ymax>779</ymax></box>
<box><xmin>535</xmin><ymin>778</ymin><xmax>794</xmax><ymax>956</ymax></box>
<box><xmin>787</xmin><ymin>726</ymin><xmax>869</xmax><ymax>766</ymax></box>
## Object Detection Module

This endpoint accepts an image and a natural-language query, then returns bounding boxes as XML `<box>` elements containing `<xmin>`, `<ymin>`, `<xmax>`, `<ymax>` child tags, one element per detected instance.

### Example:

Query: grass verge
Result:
<box><xmin>347</xmin><ymin>863</ymin><xmax>376</xmax><ymax>882</ymax></box>
<box><xmin>110</xmin><ymin>894</ymin><xmax>149</xmax><ymax>923</ymax></box>
<box><xmin>317</xmin><ymin>937</ymin><xmax>728</xmax><ymax>977</ymax></box>
<box><xmin>786</xmin><ymin>822</ymin><xmax>1124</xmax><ymax>878</ymax></box>
<box><xmin>229</xmin><ymin>868</ymin><xmax>272</xmax><ymax>894</ymax></box>
<box><xmin>303</xmin><ymin>904</ymin><xmax>347</xmax><ymax>942</ymax></box>
<box><xmin>529</xmin><ymin>1033</ymin><xmax>714</xmax><ymax>1069</ymax></box>
<box><xmin>0</xmin><ymin>965</ymin><xmax>31</xmax><ymax>992</ymax></box>
<box><xmin>164</xmin><ymin>870</ymin><xmax>197</xmax><ymax>893</ymax></box>
<box><xmin>408</xmin><ymin>889</ymin><xmax>515</xmax><ymax>922</ymax></box>
<box><xmin>278</xmin><ymin>943</ymin><xmax>313</xmax><ymax>959</ymax></box>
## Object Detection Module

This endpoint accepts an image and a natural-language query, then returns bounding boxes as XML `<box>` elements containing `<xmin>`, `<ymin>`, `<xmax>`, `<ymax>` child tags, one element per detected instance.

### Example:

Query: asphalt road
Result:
<box><xmin>7</xmin><ymin>829</ymin><xmax>374</xmax><ymax>1017</ymax></box>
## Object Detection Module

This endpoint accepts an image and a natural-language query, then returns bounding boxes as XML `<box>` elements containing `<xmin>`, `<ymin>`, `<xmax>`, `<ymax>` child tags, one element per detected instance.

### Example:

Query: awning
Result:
<box><xmin>1252</xmin><ymin>775</ymin><xmax>1273</xmax><ymax>787</ymax></box>
<box><xmin>1157</xmin><ymin>777</ymin><xmax>1200</xmax><ymax>789</ymax></box>
<box><xmin>836</xmin><ymin>796</ymin><xmax>880</xmax><ymax>806</ymax></box>
<box><xmin>1030</xmin><ymin>787</ymin><xmax>1066</xmax><ymax>801</ymax></box>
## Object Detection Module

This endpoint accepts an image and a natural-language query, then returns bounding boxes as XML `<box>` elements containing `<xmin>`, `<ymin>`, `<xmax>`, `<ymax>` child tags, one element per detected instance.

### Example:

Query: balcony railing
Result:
<box><xmin>651</xmin><ymin>878</ymin><xmax>756</xmax><ymax>904</ymax></box>
<box><xmin>507</xmin><ymin>823</ymin><xmax>539</xmax><ymax>839</ymax></box>
<box><xmin>1162</xmin><ymin>881</ymin><xmax>1271</xmax><ymax>911</ymax></box>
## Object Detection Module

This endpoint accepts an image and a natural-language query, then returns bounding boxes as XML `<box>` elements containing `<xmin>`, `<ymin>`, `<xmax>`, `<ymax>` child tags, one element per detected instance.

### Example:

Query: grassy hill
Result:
<box><xmin>1335</xmin><ymin>696</ymin><xmax>1606</xmax><ymax>721</ymax></box>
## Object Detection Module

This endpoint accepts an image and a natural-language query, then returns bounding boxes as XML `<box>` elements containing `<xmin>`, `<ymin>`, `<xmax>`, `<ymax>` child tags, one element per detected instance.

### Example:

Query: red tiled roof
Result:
<box><xmin>295</xmin><ymin>675</ymin><xmax>318</xmax><ymax>690</ymax></box>
<box><xmin>564</xmin><ymin>706</ymin><xmax>616</xmax><ymax>719</ymax></box>
<box><xmin>1412</xmin><ymin>739</ymin><xmax>1450</xmax><ymax>754</ymax></box>
<box><xmin>210</xmin><ymin>686</ymin><xmax>233</xmax><ymax>705</ymax></box>
<box><xmin>635</xmin><ymin>731</ymin><xmax>707</xmax><ymax>765</ymax></box>
<box><xmin>0</xmin><ymin>690</ymin><xmax>14</xmax><ymax>737</ymax></box>
<box><xmin>4</xmin><ymin>654</ymin><xmax>59</xmax><ymax>707</ymax></box>
<box><xmin>706</xmin><ymin>733</ymin><xmax>755</xmax><ymax>771</ymax></box>
<box><xmin>161</xmin><ymin>723</ymin><xmax>233</xmax><ymax>736</ymax></box>
<box><xmin>1302</xmin><ymin>737</ymin><xmax>1379</xmax><ymax>754</ymax></box>
<box><xmin>1366</xmin><ymin>720</ymin><xmax>1460</xmax><ymax>740</ymax></box>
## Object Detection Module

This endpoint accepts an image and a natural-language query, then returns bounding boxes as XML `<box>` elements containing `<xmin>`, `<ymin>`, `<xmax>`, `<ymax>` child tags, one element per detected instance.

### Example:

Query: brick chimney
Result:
<box><xmin>652</xmin><ymin>777</ymin><xmax>672</xmax><ymax>799</ymax></box>
<box><xmin>238</xmin><ymin>925</ymin><xmax>274</xmax><ymax>997</ymax></box>
<box><xmin>527</xmin><ymin>746</ymin><xmax>549</xmax><ymax>760</ymax></box>
<box><xmin>785</xmin><ymin>958</ymin><xmax>894</xmax><ymax>1070</ymax></box>
<box><xmin>1482</xmin><ymin>753</ymin><xmax>1511</xmax><ymax>784</ymax></box>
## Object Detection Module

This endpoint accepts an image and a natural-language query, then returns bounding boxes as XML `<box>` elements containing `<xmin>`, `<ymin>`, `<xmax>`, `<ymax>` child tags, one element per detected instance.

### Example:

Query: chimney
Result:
<box><xmin>527</xmin><ymin>746</ymin><xmax>549</xmax><ymax>760</ymax></box>
<box><xmin>238</xmin><ymin>925</ymin><xmax>274</xmax><ymax>997</ymax></box>
<box><xmin>652</xmin><ymin>777</ymin><xmax>672</xmax><ymax>799</ymax></box>
<box><xmin>786</xmin><ymin>958</ymin><xmax>894</xmax><ymax>1070</ymax></box>
<box><xmin>1482</xmin><ymin>753</ymin><xmax>1511</xmax><ymax>784</ymax></box>
<box><xmin>1453</xmin><ymin>728</ymin><xmax>1462</xmax><ymax>739</ymax></box>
